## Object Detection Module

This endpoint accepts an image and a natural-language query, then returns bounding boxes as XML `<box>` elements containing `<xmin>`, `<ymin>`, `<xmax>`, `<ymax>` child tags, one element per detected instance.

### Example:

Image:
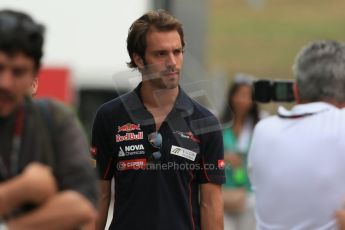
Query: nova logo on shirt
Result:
<box><xmin>118</xmin><ymin>145</ymin><xmax>145</xmax><ymax>157</ymax></box>
<box><xmin>125</xmin><ymin>144</ymin><xmax>144</xmax><ymax>152</ymax></box>
<box><xmin>118</xmin><ymin>147</ymin><xmax>125</xmax><ymax>157</ymax></box>
<box><xmin>116</xmin><ymin>132</ymin><xmax>144</xmax><ymax>142</ymax></box>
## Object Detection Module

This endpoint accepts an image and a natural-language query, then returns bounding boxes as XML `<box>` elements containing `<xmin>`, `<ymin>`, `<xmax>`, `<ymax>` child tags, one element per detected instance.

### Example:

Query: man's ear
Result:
<box><xmin>293</xmin><ymin>82</ymin><xmax>301</xmax><ymax>103</ymax></box>
<box><xmin>133</xmin><ymin>53</ymin><xmax>144</xmax><ymax>69</ymax></box>
<box><xmin>31</xmin><ymin>77</ymin><xmax>39</xmax><ymax>96</ymax></box>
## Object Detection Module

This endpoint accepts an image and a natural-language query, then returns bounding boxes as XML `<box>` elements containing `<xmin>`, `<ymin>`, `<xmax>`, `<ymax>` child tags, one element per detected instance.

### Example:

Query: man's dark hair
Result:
<box><xmin>126</xmin><ymin>9</ymin><xmax>185</xmax><ymax>69</ymax></box>
<box><xmin>0</xmin><ymin>9</ymin><xmax>45</xmax><ymax>71</ymax></box>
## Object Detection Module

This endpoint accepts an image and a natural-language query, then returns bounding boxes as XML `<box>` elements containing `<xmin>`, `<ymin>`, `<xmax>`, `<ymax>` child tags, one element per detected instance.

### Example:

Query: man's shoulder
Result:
<box><xmin>257</xmin><ymin>115</ymin><xmax>280</xmax><ymax>126</ymax></box>
<box><xmin>187</xmin><ymin>97</ymin><xmax>221</xmax><ymax>135</ymax></box>
<box><xmin>96</xmin><ymin>92</ymin><xmax>131</xmax><ymax>116</ymax></box>
<box><xmin>253</xmin><ymin>115</ymin><xmax>281</xmax><ymax>134</ymax></box>
<box><xmin>31</xmin><ymin>99</ymin><xmax>85</xmax><ymax>137</ymax></box>
<box><xmin>33</xmin><ymin>98</ymin><xmax>74</xmax><ymax>121</ymax></box>
<box><xmin>187</xmin><ymin>97</ymin><xmax>216</xmax><ymax>119</ymax></box>
<box><xmin>253</xmin><ymin>107</ymin><xmax>345</xmax><ymax>137</ymax></box>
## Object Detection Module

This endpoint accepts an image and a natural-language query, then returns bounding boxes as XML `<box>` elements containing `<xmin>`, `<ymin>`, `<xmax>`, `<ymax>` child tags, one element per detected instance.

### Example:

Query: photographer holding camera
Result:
<box><xmin>248</xmin><ymin>40</ymin><xmax>345</xmax><ymax>230</ymax></box>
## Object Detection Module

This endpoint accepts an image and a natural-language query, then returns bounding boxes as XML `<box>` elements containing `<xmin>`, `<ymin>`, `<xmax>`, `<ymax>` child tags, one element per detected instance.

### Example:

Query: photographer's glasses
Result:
<box><xmin>148</xmin><ymin>132</ymin><xmax>162</xmax><ymax>161</ymax></box>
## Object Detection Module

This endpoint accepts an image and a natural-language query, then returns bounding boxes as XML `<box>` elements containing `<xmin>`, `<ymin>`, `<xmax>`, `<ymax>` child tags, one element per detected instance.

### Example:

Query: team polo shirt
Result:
<box><xmin>248</xmin><ymin>102</ymin><xmax>345</xmax><ymax>230</ymax></box>
<box><xmin>92</xmin><ymin>83</ymin><xmax>225</xmax><ymax>230</ymax></box>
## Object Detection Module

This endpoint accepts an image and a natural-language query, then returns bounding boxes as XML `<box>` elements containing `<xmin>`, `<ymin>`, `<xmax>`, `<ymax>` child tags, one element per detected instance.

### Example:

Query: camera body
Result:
<box><xmin>253</xmin><ymin>80</ymin><xmax>295</xmax><ymax>103</ymax></box>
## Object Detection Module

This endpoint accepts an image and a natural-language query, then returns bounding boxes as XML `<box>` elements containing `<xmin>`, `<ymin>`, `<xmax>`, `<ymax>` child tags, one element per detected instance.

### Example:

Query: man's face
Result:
<box><xmin>0</xmin><ymin>51</ymin><xmax>37</xmax><ymax>117</ymax></box>
<box><xmin>140</xmin><ymin>29</ymin><xmax>183</xmax><ymax>89</ymax></box>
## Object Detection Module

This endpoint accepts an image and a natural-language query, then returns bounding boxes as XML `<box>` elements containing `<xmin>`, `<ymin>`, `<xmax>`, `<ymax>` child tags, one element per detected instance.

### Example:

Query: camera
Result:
<box><xmin>253</xmin><ymin>80</ymin><xmax>295</xmax><ymax>103</ymax></box>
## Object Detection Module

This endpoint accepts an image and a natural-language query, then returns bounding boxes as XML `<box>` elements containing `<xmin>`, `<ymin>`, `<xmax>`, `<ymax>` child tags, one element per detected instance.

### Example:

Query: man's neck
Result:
<box><xmin>140</xmin><ymin>82</ymin><xmax>179</xmax><ymax>109</ymax></box>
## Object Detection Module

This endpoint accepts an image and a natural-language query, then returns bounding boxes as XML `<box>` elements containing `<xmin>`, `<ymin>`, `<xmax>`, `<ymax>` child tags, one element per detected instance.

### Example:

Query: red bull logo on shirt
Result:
<box><xmin>118</xmin><ymin>123</ymin><xmax>141</xmax><ymax>132</ymax></box>
<box><xmin>116</xmin><ymin>132</ymin><xmax>144</xmax><ymax>142</ymax></box>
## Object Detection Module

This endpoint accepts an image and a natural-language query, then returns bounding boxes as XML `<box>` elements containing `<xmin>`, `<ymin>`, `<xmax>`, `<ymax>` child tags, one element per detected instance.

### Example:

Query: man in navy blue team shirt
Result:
<box><xmin>92</xmin><ymin>9</ymin><xmax>225</xmax><ymax>230</ymax></box>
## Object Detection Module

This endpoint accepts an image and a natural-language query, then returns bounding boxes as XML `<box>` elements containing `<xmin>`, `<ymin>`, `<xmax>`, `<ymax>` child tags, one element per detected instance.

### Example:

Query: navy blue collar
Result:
<box><xmin>119</xmin><ymin>82</ymin><xmax>194</xmax><ymax>126</ymax></box>
<box><xmin>134</xmin><ymin>82</ymin><xmax>193</xmax><ymax>112</ymax></box>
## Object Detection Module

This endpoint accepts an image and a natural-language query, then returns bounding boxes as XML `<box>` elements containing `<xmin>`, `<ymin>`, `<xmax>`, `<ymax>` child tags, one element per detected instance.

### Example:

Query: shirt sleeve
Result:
<box><xmin>195</xmin><ymin>117</ymin><xmax>226</xmax><ymax>185</ymax></box>
<box><xmin>91</xmin><ymin>107</ymin><xmax>115</xmax><ymax>181</ymax></box>
<box><xmin>49</xmin><ymin>101</ymin><xmax>99</xmax><ymax>206</ymax></box>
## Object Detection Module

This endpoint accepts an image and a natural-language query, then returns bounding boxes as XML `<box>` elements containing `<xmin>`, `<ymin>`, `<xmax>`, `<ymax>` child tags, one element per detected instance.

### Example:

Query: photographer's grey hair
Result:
<box><xmin>293</xmin><ymin>40</ymin><xmax>345</xmax><ymax>103</ymax></box>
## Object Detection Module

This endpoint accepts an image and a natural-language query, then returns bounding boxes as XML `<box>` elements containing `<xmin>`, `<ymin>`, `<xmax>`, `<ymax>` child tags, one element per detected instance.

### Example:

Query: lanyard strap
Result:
<box><xmin>0</xmin><ymin>107</ymin><xmax>24</xmax><ymax>179</ymax></box>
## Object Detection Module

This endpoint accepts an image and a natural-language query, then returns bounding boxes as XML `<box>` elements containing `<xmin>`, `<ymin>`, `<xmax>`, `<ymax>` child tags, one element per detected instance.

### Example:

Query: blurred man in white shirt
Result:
<box><xmin>248</xmin><ymin>40</ymin><xmax>345</xmax><ymax>230</ymax></box>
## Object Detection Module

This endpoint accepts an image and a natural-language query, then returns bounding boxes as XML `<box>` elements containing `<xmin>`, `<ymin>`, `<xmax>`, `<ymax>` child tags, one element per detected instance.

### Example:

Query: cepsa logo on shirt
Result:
<box><xmin>118</xmin><ymin>158</ymin><xmax>146</xmax><ymax>171</ymax></box>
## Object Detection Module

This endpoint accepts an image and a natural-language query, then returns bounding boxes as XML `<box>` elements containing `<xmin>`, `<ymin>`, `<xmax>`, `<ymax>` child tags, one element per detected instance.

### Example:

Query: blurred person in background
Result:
<box><xmin>248</xmin><ymin>40</ymin><xmax>345</xmax><ymax>230</ymax></box>
<box><xmin>0</xmin><ymin>9</ymin><xmax>98</xmax><ymax>229</ymax></box>
<box><xmin>221</xmin><ymin>74</ymin><xmax>262</xmax><ymax>230</ymax></box>
<box><xmin>92</xmin><ymin>9</ymin><xmax>225</xmax><ymax>230</ymax></box>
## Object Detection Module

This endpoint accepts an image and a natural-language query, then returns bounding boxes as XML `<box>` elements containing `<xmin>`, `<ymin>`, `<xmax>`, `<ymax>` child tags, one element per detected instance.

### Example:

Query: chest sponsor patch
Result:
<box><xmin>118</xmin><ymin>123</ymin><xmax>141</xmax><ymax>132</ymax></box>
<box><xmin>116</xmin><ymin>132</ymin><xmax>144</xmax><ymax>142</ymax></box>
<box><xmin>118</xmin><ymin>145</ymin><xmax>145</xmax><ymax>157</ymax></box>
<box><xmin>173</xmin><ymin>131</ymin><xmax>200</xmax><ymax>143</ymax></box>
<box><xmin>117</xmin><ymin>158</ymin><xmax>146</xmax><ymax>171</ymax></box>
<box><xmin>170</xmin><ymin>145</ymin><xmax>197</xmax><ymax>161</ymax></box>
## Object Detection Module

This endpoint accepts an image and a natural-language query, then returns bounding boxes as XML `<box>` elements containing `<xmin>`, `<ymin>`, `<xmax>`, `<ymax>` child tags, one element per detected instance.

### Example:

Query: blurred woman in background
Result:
<box><xmin>221</xmin><ymin>74</ymin><xmax>264</xmax><ymax>230</ymax></box>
